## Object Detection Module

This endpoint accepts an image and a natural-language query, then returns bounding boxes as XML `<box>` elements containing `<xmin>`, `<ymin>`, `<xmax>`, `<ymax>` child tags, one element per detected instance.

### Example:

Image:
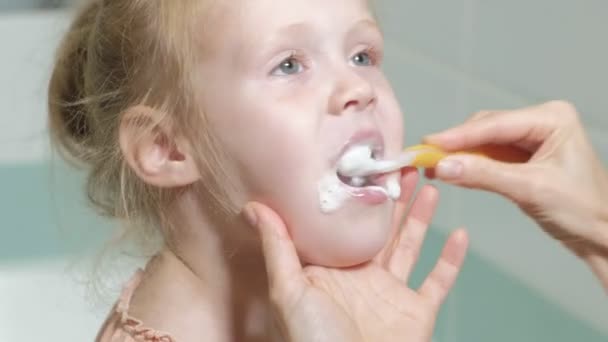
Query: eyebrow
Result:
<box><xmin>245</xmin><ymin>22</ymin><xmax>317</xmax><ymax>63</ymax></box>
<box><xmin>276</xmin><ymin>19</ymin><xmax>381</xmax><ymax>38</ymax></box>
<box><xmin>239</xmin><ymin>18</ymin><xmax>383</xmax><ymax>67</ymax></box>
<box><xmin>256</xmin><ymin>22</ymin><xmax>317</xmax><ymax>52</ymax></box>
<box><xmin>347</xmin><ymin>19</ymin><xmax>382</xmax><ymax>36</ymax></box>
<box><xmin>266</xmin><ymin>17</ymin><xmax>381</xmax><ymax>43</ymax></box>
<box><xmin>349</xmin><ymin>19</ymin><xmax>380</xmax><ymax>33</ymax></box>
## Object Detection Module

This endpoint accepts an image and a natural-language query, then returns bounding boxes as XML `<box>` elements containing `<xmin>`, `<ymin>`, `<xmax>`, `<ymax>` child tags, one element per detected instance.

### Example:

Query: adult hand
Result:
<box><xmin>244</xmin><ymin>171</ymin><xmax>468</xmax><ymax>342</ymax></box>
<box><xmin>425</xmin><ymin>101</ymin><xmax>608</xmax><ymax>288</ymax></box>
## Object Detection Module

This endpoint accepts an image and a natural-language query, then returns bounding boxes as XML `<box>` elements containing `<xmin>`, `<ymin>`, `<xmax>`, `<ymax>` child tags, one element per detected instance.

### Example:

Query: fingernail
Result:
<box><xmin>243</xmin><ymin>205</ymin><xmax>258</xmax><ymax>227</ymax></box>
<box><xmin>422</xmin><ymin>134</ymin><xmax>438</xmax><ymax>143</ymax></box>
<box><xmin>436</xmin><ymin>159</ymin><xmax>463</xmax><ymax>179</ymax></box>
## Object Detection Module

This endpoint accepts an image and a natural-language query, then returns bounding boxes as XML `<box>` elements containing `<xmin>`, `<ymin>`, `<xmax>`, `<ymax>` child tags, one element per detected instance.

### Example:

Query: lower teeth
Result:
<box><xmin>337</xmin><ymin>173</ymin><xmax>372</xmax><ymax>188</ymax></box>
<box><xmin>350</xmin><ymin>176</ymin><xmax>366</xmax><ymax>187</ymax></box>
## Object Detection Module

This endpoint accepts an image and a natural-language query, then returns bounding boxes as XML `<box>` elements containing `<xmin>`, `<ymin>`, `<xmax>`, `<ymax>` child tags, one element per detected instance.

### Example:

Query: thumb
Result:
<box><xmin>434</xmin><ymin>154</ymin><xmax>532</xmax><ymax>203</ymax></box>
<box><xmin>243</xmin><ymin>202</ymin><xmax>303</xmax><ymax>292</ymax></box>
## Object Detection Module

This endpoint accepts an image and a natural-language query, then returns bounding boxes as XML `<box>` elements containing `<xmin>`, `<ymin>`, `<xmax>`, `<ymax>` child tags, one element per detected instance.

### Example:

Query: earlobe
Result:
<box><xmin>119</xmin><ymin>105</ymin><xmax>200</xmax><ymax>188</ymax></box>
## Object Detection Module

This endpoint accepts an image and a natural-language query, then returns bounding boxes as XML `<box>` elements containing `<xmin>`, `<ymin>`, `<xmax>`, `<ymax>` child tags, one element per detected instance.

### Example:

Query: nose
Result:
<box><xmin>328</xmin><ymin>68</ymin><xmax>377</xmax><ymax>115</ymax></box>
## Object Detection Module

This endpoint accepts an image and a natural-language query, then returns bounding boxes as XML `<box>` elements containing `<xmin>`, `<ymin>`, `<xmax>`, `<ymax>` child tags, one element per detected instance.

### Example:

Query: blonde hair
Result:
<box><xmin>48</xmin><ymin>0</ymin><xmax>232</xmax><ymax>246</ymax></box>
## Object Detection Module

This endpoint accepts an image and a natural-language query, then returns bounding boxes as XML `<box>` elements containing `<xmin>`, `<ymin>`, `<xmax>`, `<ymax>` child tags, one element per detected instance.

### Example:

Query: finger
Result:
<box><xmin>424</xmin><ymin>168</ymin><xmax>436</xmax><ymax>180</ymax></box>
<box><xmin>468</xmin><ymin>110</ymin><xmax>502</xmax><ymax>122</ymax></box>
<box><xmin>423</xmin><ymin>108</ymin><xmax>554</xmax><ymax>152</ymax></box>
<box><xmin>244</xmin><ymin>202</ymin><xmax>303</xmax><ymax>293</ymax></box>
<box><xmin>433</xmin><ymin>154</ymin><xmax>535</xmax><ymax>204</ymax></box>
<box><xmin>377</xmin><ymin>168</ymin><xmax>419</xmax><ymax>266</ymax></box>
<box><xmin>391</xmin><ymin>167</ymin><xmax>420</xmax><ymax>226</ymax></box>
<box><xmin>419</xmin><ymin>229</ymin><xmax>469</xmax><ymax>309</ymax></box>
<box><xmin>387</xmin><ymin>185</ymin><xmax>439</xmax><ymax>283</ymax></box>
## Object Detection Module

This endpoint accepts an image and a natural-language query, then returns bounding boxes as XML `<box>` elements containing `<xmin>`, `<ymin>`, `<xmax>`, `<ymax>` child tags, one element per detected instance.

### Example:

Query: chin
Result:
<box><xmin>289</xmin><ymin>201</ymin><xmax>394</xmax><ymax>268</ymax></box>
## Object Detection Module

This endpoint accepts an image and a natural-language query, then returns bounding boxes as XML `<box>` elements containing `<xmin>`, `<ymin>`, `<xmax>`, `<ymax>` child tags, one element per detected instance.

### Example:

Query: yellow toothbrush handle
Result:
<box><xmin>405</xmin><ymin>144</ymin><xmax>531</xmax><ymax>168</ymax></box>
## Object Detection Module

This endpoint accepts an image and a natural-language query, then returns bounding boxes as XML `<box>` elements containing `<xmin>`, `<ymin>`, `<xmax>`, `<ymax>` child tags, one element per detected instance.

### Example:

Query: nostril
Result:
<box><xmin>344</xmin><ymin>99</ymin><xmax>359</xmax><ymax>110</ymax></box>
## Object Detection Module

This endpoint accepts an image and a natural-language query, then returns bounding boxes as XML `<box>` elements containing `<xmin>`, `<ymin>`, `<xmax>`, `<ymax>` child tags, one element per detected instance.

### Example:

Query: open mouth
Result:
<box><xmin>337</xmin><ymin>173</ymin><xmax>373</xmax><ymax>187</ymax></box>
<box><xmin>319</xmin><ymin>130</ymin><xmax>401</xmax><ymax>213</ymax></box>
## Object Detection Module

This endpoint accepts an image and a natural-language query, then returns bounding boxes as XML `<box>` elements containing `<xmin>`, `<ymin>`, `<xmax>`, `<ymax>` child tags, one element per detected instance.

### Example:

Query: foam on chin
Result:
<box><xmin>318</xmin><ymin>172</ymin><xmax>352</xmax><ymax>213</ymax></box>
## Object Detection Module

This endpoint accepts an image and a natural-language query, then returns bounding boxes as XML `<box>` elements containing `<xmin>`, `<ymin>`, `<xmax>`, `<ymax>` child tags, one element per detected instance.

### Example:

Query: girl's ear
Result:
<box><xmin>119</xmin><ymin>105</ymin><xmax>200</xmax><ymax>187</ymax></box>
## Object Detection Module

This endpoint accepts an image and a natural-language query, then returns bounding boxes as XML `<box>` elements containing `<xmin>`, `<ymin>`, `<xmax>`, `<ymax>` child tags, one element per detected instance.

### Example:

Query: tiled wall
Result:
<box><xmin>1</xmin><ymin>4</ymin><xmax>607</xmax><ymax>341</ymax></box>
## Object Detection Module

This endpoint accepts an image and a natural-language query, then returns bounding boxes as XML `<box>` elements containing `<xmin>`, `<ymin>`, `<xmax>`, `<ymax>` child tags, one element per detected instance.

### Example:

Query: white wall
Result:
<box><xmin>0</xmin><ymin>10</ymin><xmax>65</xmax><ymax>163</ymax></box>
<box><xmin>0</xmin><ymin>259</ymin><xmax>106</xmax><ymax>341</ymax></box>
<box><xmin>0</xmin><ymin>10</ymin><xmax>109</xmax><ymax>341</ymax></box>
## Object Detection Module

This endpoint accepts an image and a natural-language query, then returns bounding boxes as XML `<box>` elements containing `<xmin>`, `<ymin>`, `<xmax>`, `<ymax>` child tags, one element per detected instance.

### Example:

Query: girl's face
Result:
<box><xmin>198</xmin><ymin>0</ymin><xmax>405</xmax><ymax>266</ymax></box>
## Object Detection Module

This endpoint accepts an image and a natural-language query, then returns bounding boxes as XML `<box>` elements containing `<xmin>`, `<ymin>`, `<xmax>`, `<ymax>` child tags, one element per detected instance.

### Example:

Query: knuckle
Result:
<box><xmin>469</xmin><ymin>110</ymin><xmax>494</xmax><ymax>121</ymax></box>
<box><xmin>268</xmin><ymin>284</ymin><xmax>288</xmax><ymax>305</ymax></box>
<box><xmin>519</xmin><ymin>168</ymin><xmax>553</xmax><ymax>205</ymax></box>
<box><xmin>545</xmin><ymin>100</ymin><xmax>579</xmax><ymax>120</ymax></box>
<box><xmin>546</xmin><ymin>99</ymin><xmax>576</xmax><ymax>111</ymax></box>
<box><xmin>393</xmin><ymin>236</ymin><xmax>417</xmax><ymax>258</ymax></box>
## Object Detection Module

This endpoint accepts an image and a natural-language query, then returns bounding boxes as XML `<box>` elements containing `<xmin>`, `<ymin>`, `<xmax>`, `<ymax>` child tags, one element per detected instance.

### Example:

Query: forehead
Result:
<box><xmin>216</xmin><ymin>0</ymin><xmax>375</xmax><ymax>37</ymax></box>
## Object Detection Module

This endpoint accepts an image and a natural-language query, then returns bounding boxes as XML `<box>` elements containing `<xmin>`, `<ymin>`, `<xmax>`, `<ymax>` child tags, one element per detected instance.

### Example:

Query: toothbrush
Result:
<box><xmin>402</xmin><ymin>144</ymin><xmax>530</xmax><ymax>168</ymax></box>
<box><xmin>338</xmin><ymin>144</ymin><xmax>531</xmax><ymax>178</ymax></box>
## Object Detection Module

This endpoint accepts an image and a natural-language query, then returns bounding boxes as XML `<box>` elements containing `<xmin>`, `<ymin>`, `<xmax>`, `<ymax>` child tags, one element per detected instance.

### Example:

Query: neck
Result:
<box><xmin>149</xmin><ymin>192</ymin><xmax>277</xmax><ymax>341</ymax></box>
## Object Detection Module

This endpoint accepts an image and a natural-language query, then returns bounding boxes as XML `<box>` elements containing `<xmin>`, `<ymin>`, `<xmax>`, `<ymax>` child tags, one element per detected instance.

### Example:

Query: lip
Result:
<box><xmin>323</xmin><ymin>128</ymin><xmax>391</xmax><ymax>207</ymax></box>
<box><xmin>332</xmin><ymin>129</ymin><xmax>385</xmax><ymax>166</ymax></box>
<box><xmin>348</xmin><ymin>186</ymin><xmax>389</xmax><ymax>205</ymax></box>
<box><xmin>337</xmin><ymin>129</ymin><xmax>389</xmax><ymax>206</ymax></box>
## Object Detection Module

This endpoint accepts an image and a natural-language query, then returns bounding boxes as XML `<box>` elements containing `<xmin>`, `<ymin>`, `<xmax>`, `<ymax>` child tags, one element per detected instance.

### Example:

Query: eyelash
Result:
<box><xmin>270</xmin><ymin>51</ymin><xmax>310</xmax><ymax>76</ymax></box>
<box><xmin>355</xmin><ymin>46</ymin><xmax>383</xmax><ymax>66</ymax></box>
<box><xmin>287</xmin><ymin>50</ymin><xmax>307</xmax><ymax>65</ymax></box>
<box><xmin>270</xmin><ymin>46</ymin><xmax>383</xmax><ymax>77</ymax></box>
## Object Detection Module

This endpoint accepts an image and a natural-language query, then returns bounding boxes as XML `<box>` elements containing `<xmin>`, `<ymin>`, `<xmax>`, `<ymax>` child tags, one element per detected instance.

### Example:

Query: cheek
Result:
<box><xmin>388</xmin><ymin>109</ymin><xmax>404</xmax><ymax>147</ymax></box>
<box><xmin>374</xmin><ymin>76</ymin><xmax>405</xmax><ymax>144</ymax></box>
<box><xmin>206</xmin><ymin>79</ymin><xmax>397</xmax><ymax>267</ymax></box>
<box><xmin>222</xmin><ymin>113</ymin><xmax>322</xmax><ymax>214</ymax></box>
<box><xmin>236</xmin><ymin>126</ymin><xmax>393</xmax><ymax>267</ymax></box>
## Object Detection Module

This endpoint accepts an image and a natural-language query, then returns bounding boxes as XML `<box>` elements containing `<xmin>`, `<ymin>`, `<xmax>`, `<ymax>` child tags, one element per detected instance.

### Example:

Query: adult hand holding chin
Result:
<box><xmin>243</xmin><ymin>169</ymin><xmax>468</xmax><ymax>342</ymax></box>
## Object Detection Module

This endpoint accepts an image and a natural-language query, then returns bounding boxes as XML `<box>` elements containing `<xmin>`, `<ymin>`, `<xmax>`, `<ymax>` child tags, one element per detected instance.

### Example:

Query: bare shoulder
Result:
<box><xmin>125</xmin><ymin>252</ymin><xmax>227</xmax><ymax>342</ymax></box>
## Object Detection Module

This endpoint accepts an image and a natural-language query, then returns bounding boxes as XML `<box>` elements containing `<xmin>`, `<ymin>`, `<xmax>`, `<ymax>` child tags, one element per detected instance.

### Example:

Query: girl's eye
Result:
<box><xmin>272</xmin><ymin>57</ymin><xmax>304</xmax><ymax>76</ymax></box>
<box><xmin>352</xmin><ymin>51</ymin><xmax>373</xmax><ymax>66</ymax></box>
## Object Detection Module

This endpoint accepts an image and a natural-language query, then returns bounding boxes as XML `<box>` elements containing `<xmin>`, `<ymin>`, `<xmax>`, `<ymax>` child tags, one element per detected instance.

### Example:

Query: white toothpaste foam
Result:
<box><xmin>318</xmin><ymin>145</ymin><xmax>403</xmax><ymax>213</ymax></box>
<box><xmin>318</xmin><ymin>172</ymin><xmax>351</xmax><ymax>213</ymax></box>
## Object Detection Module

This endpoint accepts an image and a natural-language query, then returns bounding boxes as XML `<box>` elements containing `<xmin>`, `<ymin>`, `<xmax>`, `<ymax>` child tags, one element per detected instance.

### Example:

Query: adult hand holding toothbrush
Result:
<box><xmin>425</xmin><ymin>100</ymin><xmax>608</xmax><ymax>290</ymax></box>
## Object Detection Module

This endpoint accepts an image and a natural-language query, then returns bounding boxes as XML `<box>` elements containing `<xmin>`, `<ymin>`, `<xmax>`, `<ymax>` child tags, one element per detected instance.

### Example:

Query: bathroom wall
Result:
<box><xmin>375</xmin><ymin>0</ymin><xmax>608</xmax><ymax>338</ymax></box>
<box><xmin>1</xmin><ymin>3</ymin><xmax>607</xmax><ymax>341</ymax></box>
<box><xmin>0</xmin><ymin>10</ymin><xmax>117</xmax><ymax>341</ymax></box>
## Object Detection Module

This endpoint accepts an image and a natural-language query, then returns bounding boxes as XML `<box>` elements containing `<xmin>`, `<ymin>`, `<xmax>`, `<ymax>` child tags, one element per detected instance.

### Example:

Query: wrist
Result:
<box><xmin>597</xmin><ymin>204</ymin><xmax>608</xmax><ymax>250</ymax></box>
<box><xmin>585</xmin><ymin>203</ymin><xmax>608</xmax><ymax>291</ymax></box>
<box><xmin>598</xmin><ymin>175</ymin><xmax>608</xmax><ymax>250</ymax></box>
